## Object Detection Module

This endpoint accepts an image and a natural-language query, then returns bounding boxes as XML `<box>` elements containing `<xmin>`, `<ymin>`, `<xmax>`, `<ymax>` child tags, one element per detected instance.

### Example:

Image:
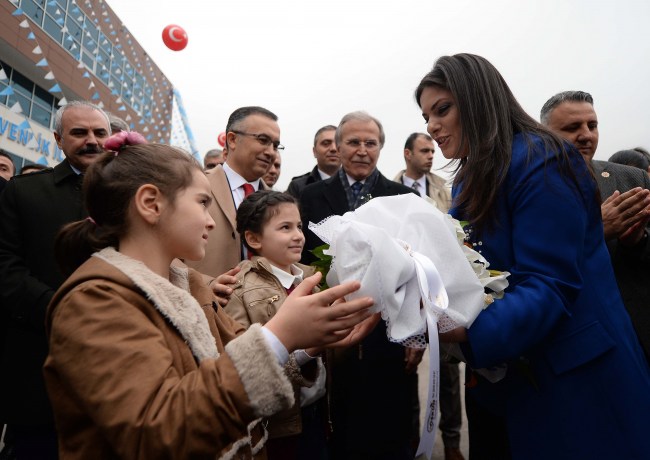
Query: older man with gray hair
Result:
<box><xmin>300</xmin><ymin>111</ymin><xmax>420</xmax><ymax>460</ymax></box>
<box><xmin>0</xmin><ymin>101</ymin><xmax>110</xmax><ymax>458</ymax></box>
<box><xmin>541</xmin><ymin>90</ymin><xmax>650</xmax><ymax>360</ymax></box>
<box><xmin>203</xmin><ymin>148</ymin><xmax>225</xmax><ymax>170</ymax></box>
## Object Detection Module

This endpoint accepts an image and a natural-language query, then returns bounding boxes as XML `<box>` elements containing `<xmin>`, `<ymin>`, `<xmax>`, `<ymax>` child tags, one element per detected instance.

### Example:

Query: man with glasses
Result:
<box><xmin>300</xmin><ymin>111</ymin><xmax>419</xmax><ymax>460</ymax></box>
<box><xmin>186</xmin><ymin>106</ymin><xmax>280</xmax><ymax>288</ymax></box>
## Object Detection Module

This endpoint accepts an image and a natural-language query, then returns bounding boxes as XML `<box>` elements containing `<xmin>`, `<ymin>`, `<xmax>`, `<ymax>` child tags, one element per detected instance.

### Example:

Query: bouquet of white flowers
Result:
<box><xmin>308</xmin><ymin>193</ymin><xmax>509</xmax><ymax>459</ymax></box>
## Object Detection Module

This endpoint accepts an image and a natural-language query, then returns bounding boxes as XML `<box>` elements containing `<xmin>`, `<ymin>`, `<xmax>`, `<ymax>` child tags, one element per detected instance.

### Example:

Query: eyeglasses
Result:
<box><xmin>344</xmin><ymin>139</ymin><xmax>380</xmax><ymax>150</ymax></box>
<box><xmin>230</xmin><ymin>130</ymin><xmax>284</xmax><ymax>151</ymax></box>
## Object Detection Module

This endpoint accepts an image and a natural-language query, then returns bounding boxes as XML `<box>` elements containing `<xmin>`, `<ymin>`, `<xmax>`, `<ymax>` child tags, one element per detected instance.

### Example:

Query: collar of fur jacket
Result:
<box><xmin>94</xmin><ymin>247</ymin><xmax>220</xmax><ymax>362</ymax></box>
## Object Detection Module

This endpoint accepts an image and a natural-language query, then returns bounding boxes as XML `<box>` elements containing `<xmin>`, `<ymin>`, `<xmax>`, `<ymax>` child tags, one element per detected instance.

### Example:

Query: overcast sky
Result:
<box><xmin>108</xmin><ymin>0</ymin><xmax>650</xmax><ymax>190</ymax></box>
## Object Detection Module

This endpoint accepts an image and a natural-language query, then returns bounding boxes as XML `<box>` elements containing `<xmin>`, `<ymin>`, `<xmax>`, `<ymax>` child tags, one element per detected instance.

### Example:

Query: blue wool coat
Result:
<box><xmin>452</xmin><ymin>134</ymin><xmax>650</xmax><ymax>460</ymax></box>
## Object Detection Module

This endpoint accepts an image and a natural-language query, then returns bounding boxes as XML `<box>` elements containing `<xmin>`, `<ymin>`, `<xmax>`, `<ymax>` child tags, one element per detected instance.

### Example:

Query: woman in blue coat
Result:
<box><xmin>415</xmin><ymin>53</ymin><xmax>650</xmax><ymax>460</ymax></box>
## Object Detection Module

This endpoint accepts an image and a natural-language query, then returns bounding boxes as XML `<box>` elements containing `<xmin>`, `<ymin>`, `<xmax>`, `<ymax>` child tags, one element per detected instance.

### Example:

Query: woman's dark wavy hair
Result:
<box><xmin>55</xmin><ymin>144</ymin><xmax>202</xmax><ymax>276</ymax></box>
<box><xmin>415</xmin><ymin>53</ymin><xmax>575</xmax><ymax>235</ymax></box>
<box><xmin>236</xmin><ymin>190</ymin><xmax>298</xmax><ymax>255</ymax></box>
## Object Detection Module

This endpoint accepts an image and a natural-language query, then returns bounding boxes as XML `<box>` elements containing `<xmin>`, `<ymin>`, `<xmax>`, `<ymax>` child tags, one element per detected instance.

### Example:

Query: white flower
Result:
<box><xmin>444</xmin><ymin>214</ymin><xmax>510</xmax><ymax>308</ymax></box>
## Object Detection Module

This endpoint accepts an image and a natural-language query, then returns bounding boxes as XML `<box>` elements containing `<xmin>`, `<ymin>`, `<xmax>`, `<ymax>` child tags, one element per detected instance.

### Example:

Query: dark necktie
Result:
<box><xmin>351</xmin><ymin>181</ymin><xmax>363</xmax><ymax>202</ymax></box>
<box><xmin>242</xmin><ymin>183</ymin><xmax>254</xmax><ymax>198</ymax></box>
<box><xmin>411</xmin><ymin>181</ymin><xmax>422</xmax><ymax>196</ymax></box>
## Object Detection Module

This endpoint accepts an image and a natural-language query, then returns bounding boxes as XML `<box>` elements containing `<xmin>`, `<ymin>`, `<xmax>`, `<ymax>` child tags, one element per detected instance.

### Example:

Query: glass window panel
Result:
<box><xmin>84</xmin><ymin>18</ymin><xmax>99</xmax><ymax>41</ymax></box>
<box><xmin>0</xmin><ymin>81</ymin><xmax>7</xmax><ymax>106</ymax></box>
<box><xmin>81</xmin><ymin>51</ymin><xmax>94</xmax><ymax>71</ymax></box>
<box><xmin>31</xmin><ymin>103</ymin><xmax>52</xmax><ymax>128</ymax></box>
<box><xmin>0</xmin><ymin>60</ymin><xmax>13</xmax><ymax>74</ymax></box>
<box><xmin>98</xmin><ymin>48</ymin><xmax>110</xmax><ymax>67</ymax></box>
<box><xmin>112</xmin><ymin>51</ymin><xmax>123</xmax><ymax>69</ymax></box>
<box><xmin>11</xmin><ymin>72</ymin><xmax>34</xmax><ymax>99</ymax></box>
<box><xmin>99</xmin><ymin>71</ymin><xmax>110</xmax><ymax>86</ymax></box>
<box><xmin>34</xmin><ymin>85</ymin><xmax>53</xmax><ymax>108</ymax></box>
<box><xmin>98</xmin><ymin>33</ymin><xmax>112</xmax><ymax>54</ymax></box>
<box><xmin>65</xmin><ymin>15</ymin><xmax>82</xmax><ymax>40</ymax></box>
<box><xmin>45</xmin><ymin>0</ymin><xmax>63</xmax><ymax>16</ymax></box>
<box><xmin>21</xmin><ymin>0</ymin><xmax>45</xmax><ymax>26</ymax></box>
<box><xmin>43</xmin><ymin>14</ymin><xmax>63</xmax><ymax>43</ymax></box>
<box><xmin>7</xmin><ymin>92</ymin><xmax>32</xmax><ymax>116</ymax></box>
<box><xmin>63</xmin><ymin>37</ymin><xmax>80</xmax><ymax>56</ymax></box>
<box><xmin>56</xmin><ymin>0</ymin><xmax>66</xmax><ymax>8</ymax></box>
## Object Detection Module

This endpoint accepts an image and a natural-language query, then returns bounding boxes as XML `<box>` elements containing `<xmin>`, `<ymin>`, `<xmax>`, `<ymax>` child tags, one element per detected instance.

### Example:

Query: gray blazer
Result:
<box><xmin>592</xmin><ymin>160</ymin><xmax>650</xmax><ymax>359</ymax></box>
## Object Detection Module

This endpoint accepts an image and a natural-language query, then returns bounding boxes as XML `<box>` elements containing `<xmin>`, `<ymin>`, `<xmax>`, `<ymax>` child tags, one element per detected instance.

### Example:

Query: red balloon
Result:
<box><xmin>162</xmin><ymin>24</ymin><xmax>188</xmax><ymax>51</ymax></box>
<box><xmin>217</xmin><ymin>132</ymin><xmax>226</xmax><ymax>147</ymax></box>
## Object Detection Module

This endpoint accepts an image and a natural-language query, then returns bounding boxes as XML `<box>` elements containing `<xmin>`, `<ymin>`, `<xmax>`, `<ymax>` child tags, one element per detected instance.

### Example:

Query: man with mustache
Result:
<box><xmin>0</xmin><ymin>101</ymin><xmax>110</xmax><ymax>459</ymax></box>
<box><xmin>300</xmin><ymin>111</ymin><xmax>420</xmax><ymax>460</ymax></box>
<box><xmin>286</xmin><ymin>125</ymin><xmax>341</xmax><ymax>199</ymax></box>
<box><xmin>185</xmin><ymin>107</ymin><xmax>278</xmax><ymax>291</ymax></box>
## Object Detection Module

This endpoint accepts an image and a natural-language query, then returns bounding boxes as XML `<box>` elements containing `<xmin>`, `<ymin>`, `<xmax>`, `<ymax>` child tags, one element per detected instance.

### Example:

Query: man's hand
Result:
<box><xmin>209</xmin><ymin>266</ymin><xmax>241</xmax><ymax>306</ymax></box>
<box><xmin>404</xmin><ymin>347</ymin><xmax>426</xmax><ymax>374</ymax></box>
<box><xmin>619</xmin><ymin>216</ymin><xmax>650</xmax><ymax>247</ymax></box>
<box><xmin>601</xmin><ymin>188</ymin><xmax>650</xmax><ymax>241</ymax></box>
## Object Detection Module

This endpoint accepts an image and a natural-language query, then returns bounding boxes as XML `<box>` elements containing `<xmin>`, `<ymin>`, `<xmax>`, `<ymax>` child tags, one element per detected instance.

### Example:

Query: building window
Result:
<box><xmin>0</xmin><ymin>60</ymin><xmax>60</xmax><ymax>130</ymax></box>
<box><xmin>18</xmin><ymin>0</ymin><xmax>161</xmax><ymax>117</ymax></box>
<box><xmin>21</xmin><ymin>0</ymin><xmax>45</xmax><ymax>27</ymax></box>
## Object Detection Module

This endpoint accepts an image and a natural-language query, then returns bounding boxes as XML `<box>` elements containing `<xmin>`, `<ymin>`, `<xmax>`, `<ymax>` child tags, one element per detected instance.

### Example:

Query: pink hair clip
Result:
<box><xmin>103</xmin><ymin>131</ymin><xmax>147</xmax><ymax>155</ymax></box>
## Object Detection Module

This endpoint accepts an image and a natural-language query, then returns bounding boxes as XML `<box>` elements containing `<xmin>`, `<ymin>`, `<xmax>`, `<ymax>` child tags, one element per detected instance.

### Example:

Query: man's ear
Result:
<box><xmin>404</xmin><ymin>148</ymin><xmax>412</xmax><ymax>161</ymax></box>
<box><xmin>244</xmin><ymin>230</ymin><xmax>262</xmax><ymax>252</ymax></box>
<box><xmin>226</xmin><ymin>132</ymin><xmax>238</xmax><ymax>152</ymax></box>
<box><xmin>133</xmin><ymin>184</ymin><xmax>164</xmax><ymax>225</ymax></box>
<box><xmin>54</xmin><ymin>132</ymin><xmax>63</xmax><ymax>150</ymax></box>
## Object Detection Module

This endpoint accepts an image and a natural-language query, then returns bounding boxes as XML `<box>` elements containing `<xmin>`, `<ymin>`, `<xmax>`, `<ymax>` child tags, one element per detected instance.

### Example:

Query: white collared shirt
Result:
<box><xmin>223</xmin><ymin>162</ymin><xmax>261</xmax><ymax>209</ymax></box>
<box><xmin>260</xmin><ymin>263</ymin><xmax>305</xmax><ymax>366</ymax></box>
<box><xmin>318</xmin><ymin>169</ymin><xmax>332</xmax><ymax>181</ymax></box>
<box><xmin>69</xmin><ymin>163</ymin><xmax>83</xmax><ymax>175</ymax></box>
<box><xmin>269</xmin><ymin>263</ymin><xmax>304</xmax><ymax>289</ymax></box>
<box><xmin>401</xmin><ymin>174</ymin><xmax>426</xmax><ymax>196</ymax></box>
<box><xmin>345</xmin><ymin>173</ymin><xmax>365</xmax><ymax>187</ymax></box>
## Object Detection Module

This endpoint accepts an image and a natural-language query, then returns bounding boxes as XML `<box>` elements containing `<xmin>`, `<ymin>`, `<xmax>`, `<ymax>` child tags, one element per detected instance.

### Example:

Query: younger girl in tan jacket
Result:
<box><xmin>225</xmin><ymin>191</ymin><xmax>326</xmax><ymax>460</ymax></box>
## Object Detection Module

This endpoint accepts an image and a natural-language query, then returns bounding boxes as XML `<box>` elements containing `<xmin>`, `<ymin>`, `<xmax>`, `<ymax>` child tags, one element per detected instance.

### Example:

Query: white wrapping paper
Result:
<box><xmin>309</xmin><ymin>194</ymin><xmax>490</xmax><ymax>336</ymax></box>
<box><xmin>308</xmin><ymin>194</ymin><xmax>510</xmax><ymax>459</ymax></box>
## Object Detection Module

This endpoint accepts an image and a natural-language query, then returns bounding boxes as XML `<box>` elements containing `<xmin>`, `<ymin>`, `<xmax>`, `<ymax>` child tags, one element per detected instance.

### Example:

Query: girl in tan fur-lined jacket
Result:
<box><xmin>225</xmin><ymin>191</ymin><xmax>327</xmax><ymax>460</ymax></box>
<box><xmin>44</xmin><ymin>134</ymin><xmax>377</xmax><ymax>460</ymax></box>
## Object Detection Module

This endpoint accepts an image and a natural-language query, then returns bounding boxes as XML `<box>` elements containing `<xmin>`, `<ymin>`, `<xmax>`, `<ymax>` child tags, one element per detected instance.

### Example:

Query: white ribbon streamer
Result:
<box><xmin>412</xmin><ymin>251</ymin><xmax>448</xmax><ymax>459</ymax></box>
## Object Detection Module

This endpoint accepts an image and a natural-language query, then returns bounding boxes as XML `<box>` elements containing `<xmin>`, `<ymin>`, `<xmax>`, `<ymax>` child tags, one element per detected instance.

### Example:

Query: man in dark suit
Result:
<box><xmin>301</xmin><ymin>111</ymin><xmax>420</xmax><ymax>460</ymax></box>
<box><xmin>286</xmin><ymin>125</ymin><xmax>340</xmax><ymax>199</ymax></box>
<box><xmin>542</xmin><ymin>90</ymin><xmax>650</xmax><ymax>360</ymax></box>
<box><xmin>0</xmin><ymin>101</ymin><xmax>110</xmax><ymax>459</ymax></box>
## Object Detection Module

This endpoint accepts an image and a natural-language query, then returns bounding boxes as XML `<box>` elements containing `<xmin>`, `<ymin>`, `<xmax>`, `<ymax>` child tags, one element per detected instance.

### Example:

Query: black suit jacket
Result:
<box><xmin>299</xmin><ymin>170</ymin><xmax>417</xmax><ymax>454</ymax></box>
<box><xmin>300</xmin><ymin>170</ymin><xmax>415</xmax><ymax>264</ymax></box>
<box><xmin>592</xmin><ymin>160</ymin><xmax>650</xmax><ymax>359</ymax></box>
<box><xmin>0</xmin><ymin>160</ymin><xmax>86</xmax><ymax>423</ymax></box>
<box><xmin>285</xmin><ymin>166</ymin><xmax>322</xmax><ymax>199</ymax></box>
